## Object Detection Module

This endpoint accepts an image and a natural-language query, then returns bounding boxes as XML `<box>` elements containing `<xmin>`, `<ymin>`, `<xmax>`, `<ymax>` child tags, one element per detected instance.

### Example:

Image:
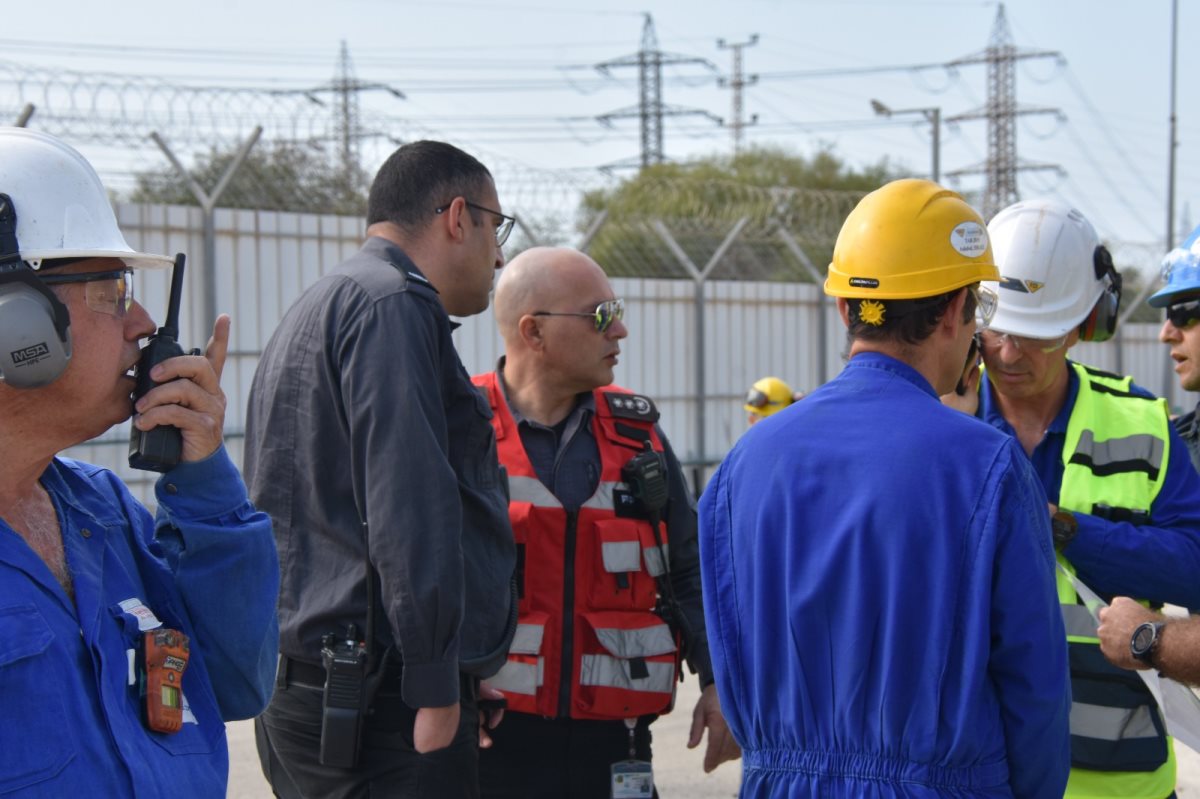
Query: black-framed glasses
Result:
<box><xmin>1166</xmin><ymin>299</ymin><xmax>1200</xmax><ymax>330</ymax></box>
<box><xmin>533</xmin><ymin>298</ymin><xmax>625</xmax><ymax>333</ymax></box>
<box><xmin>38</xmin><ymin>268</ymin><xmax>134</xmax><ymax>318</ymax></box>
<box><xmin>435</xmin><ymin>199</ymin><xmax>515</xmax><ymax>247</ymax></box>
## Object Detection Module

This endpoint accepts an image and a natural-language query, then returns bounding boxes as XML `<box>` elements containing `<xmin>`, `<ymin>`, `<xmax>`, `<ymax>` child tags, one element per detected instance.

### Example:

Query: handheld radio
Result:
<box><xmin>128</xmin><ymin>254</ymin><xmax>191</xmax><ymax>472</ymax></box>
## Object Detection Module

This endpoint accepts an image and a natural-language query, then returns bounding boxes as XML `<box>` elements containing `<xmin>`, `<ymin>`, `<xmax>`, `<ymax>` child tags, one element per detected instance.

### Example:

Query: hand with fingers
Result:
<box><xmin>132</xmin><ymin>314</ymin><xmax>231</xmax><ymax>464</ymax></box>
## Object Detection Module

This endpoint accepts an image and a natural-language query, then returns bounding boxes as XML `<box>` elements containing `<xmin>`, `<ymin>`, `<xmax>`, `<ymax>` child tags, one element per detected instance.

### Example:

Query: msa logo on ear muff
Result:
<box><xmin>1079</xmin><ymin>244</ymin><xmax>1122</xmax><ymax>343</ymax></box>
<box><xmin>0</xmin><ymin>192</ymin><xmax>73</xmax><ymax>389</ymax></box>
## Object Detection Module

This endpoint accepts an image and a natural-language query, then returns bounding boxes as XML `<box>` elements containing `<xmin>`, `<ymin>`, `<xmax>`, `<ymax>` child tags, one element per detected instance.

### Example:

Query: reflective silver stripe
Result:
<box><xmin>643</xmin><ymin>544</ymin><xmax>669</xmax><ymax>577</ymax></box>
<box><xmin>1069</xmin><ymin>701</ymin><xmax>1160</xmax><ymax>741</ymax></box>
<box><xmin>489</xmin><ymin>658</ymin><xmax>543</xmax><ymax>696</ymax></box>
<box><xmin>509</xmin><ymin>622</ymin><xmax>545</xmax><ymax>655</ymax></box>
<box><xmin>580</xmin><ymin>654</ymin><xmax>674</xmax><ymax>693</ymax></box>
<box><xmin>602</xmin><ymin>541</ymin><xmax>642</xmax><ymax>573</ymax></box>
<box><xmin>507</xmin><ymin>475</ymin><xmax>562</xmax><ymax>507</ymax></box>
<box><xmin>1074</xmin><ymin>430</ymin><xmax>1165</xmax><ymax>473</ymax></box>
<box><xmin>1061</xmin><ymin>603</ymin><xmax>1099</xmax><ymax>639</ymax></box>
<box><xmin>582</xmin><ymin>481</ymin><xmax>624</xmax><ymax>511</ymax></box>
<box><xmin>593</xmin><ymin>622</ymin><xmax>676</xmax><ymax>658</ymax></box>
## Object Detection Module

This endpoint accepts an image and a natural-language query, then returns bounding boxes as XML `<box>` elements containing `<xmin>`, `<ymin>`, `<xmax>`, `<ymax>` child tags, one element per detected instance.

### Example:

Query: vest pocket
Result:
<box><xmin>589</xmin><ymin>520</ymin><xmax>657</xmax><ymax>611</ymax></box>
<box><xmin>490</xmin><ymin>611</ymin><xmax>549</xmax><ymax>715</ymax></box>
<box><xmin>0</xmin><ymin>604</ymin><xmax>74</xmax><ymax>793</ymax></box>
<box><xmin>575</xmin><ymin>610</ymin><xmax>676</xmax><ymax>719</ymax></box>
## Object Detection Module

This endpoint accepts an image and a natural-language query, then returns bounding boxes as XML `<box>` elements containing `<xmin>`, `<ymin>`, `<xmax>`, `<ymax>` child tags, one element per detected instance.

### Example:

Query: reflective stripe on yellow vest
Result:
<box><xmin>1057</xmin><ymin>362</ymin><xmax>1175</xmax><ymax>799</ymax></box>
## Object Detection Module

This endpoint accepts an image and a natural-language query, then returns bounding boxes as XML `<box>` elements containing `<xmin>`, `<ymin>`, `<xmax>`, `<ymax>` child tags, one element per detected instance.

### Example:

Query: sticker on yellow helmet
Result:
<box><xmin>858</xmin><ymin>299</ymin><xmax>886</xmax><ymax>326</ymax></box>
<box><xmin>951</xmin><ymin>221</ymin><xmax>988</xmax><ymax>258</ymax></box>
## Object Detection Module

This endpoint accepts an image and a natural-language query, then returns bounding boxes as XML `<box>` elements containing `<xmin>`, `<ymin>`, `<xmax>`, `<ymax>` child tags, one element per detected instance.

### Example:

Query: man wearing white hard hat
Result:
<box><xmin>0</xmin><ymin>128</ymin><xmax>278</xmax><ymax>796</ymax></box>
<box><xmin>950</xmin><ymin>199</ymin><xmax>1200</xmax><ymax>799</ymax></box>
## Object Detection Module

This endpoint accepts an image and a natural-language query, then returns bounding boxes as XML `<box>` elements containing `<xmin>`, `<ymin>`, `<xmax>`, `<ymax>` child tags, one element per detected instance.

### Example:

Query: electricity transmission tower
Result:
<box><xmin>595</xmin><ymin>14</ymin><xmax>722</xmax><ymax>169</ymax></box>
<box><xmin>945</xmin><ymin>4</ymin><xmax>1062</xmax><ymax>219</ymax></box>
<box><xmin>304</xmin><ymin>41</ymin><xmax>407</xmax><ymax>192</ymax></box>
<box><xmin>717</xmin><ymin>35</ymin><xmax>759</xmax><ymax>154</ymax></box>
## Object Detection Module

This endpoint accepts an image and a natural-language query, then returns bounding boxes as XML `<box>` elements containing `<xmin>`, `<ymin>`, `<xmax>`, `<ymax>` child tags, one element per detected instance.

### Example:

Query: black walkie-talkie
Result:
<box><xmin>129</xmin><ymin>254</ymin><xmax>189</xmax><ymax>472</ymax></box>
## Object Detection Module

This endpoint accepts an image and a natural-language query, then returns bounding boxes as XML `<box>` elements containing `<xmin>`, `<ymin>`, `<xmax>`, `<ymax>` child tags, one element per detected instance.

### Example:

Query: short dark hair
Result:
<box><xmin>846</xmin><ymin>285</ymin><xmax>977</xmax><ymax>347</ymax></box>
<box><xmin>367</xmin><ymin>140</ymin><xmax>494</xmax><ymax>233</ymax></box>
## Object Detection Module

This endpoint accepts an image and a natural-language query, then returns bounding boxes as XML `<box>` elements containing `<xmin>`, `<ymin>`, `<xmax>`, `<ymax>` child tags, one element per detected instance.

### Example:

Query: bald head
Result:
<box><xmin>494</xmin><ymin>247</ymin><xmax>609</xmax><ymax>341</ymax></box>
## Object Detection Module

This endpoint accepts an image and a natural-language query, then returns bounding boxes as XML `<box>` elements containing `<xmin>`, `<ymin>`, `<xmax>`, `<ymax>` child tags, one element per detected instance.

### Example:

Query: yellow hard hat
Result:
<box><xmin>744</xmin><ymin>376</ymin><xmax>795</xmax><ymax>419</ymax></box>
<box><xmin>825</xmin><ymin>178</ymin><xmax>999</xmax><ymax>300</ymax></box>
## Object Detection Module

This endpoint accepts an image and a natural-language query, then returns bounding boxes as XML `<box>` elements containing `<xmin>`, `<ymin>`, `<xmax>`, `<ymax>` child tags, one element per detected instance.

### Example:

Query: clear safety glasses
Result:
<box><xmin>1166</xmin><ymin>299</ymin><xmax>1200</xmax><ymax>330</ymax></box>
<box><xmin>533</xmin><ymin>298</ymin><xmax>625</xmax><ymax>333</ymax></box>
<box><xmin>979</xmin><ymin>328</ymin><xmax>1069</xmax><ymax>354</ymax></box>
<box><xmin>970</xmin><ymin>284</ymin><xmax>998</xmax><ymax>328</ymax></box>
<box><xmin>38</xmin><ymin>268</ymin><xmax>134</xmax><ymax>318</ymax></box>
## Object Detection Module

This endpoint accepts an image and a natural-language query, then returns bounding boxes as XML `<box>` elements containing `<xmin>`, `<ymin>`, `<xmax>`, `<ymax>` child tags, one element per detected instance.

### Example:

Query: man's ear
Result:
<box><xmin>437</xmin><ymin>196</ymin><xmax>468</xmax><ymax>243</ymax></box>
<box><xmin>518</xmin><ymin>314</ymin><xmax>545</xmax><ymax>352</ymax></box>
<box><xmin>836</xmin><ymin>297</ymin><xmax>851</xmax><ymax>328</ymax></box>
<box><xmin>942</xmin><ymin>287</ymin><xmax>969</xmax><ymax>335</ymax></box>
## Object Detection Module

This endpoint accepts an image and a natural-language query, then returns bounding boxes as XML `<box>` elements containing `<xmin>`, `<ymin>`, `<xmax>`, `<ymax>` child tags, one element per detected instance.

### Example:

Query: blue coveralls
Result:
<box><xmin>699</xmin><ymin>353</ymin><xmax>1071</xmax><ymax>798</ymax></box>
<box><xmin>0</xmin><ymin>448</ymin><xmax>278</xmax><ymax>797</ymax></box>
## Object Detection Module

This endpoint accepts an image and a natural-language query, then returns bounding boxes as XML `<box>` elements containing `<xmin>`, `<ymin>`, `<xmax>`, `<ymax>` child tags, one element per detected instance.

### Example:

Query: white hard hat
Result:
<box><xmin>0</xmin><ymin>127</ymin><xmax>172</xmax><ymax>270</ymax></box>
<box><xmin>985</xmin><ymin>199</ymin><xmax>1115</xmax><ymax>340</ymax></box>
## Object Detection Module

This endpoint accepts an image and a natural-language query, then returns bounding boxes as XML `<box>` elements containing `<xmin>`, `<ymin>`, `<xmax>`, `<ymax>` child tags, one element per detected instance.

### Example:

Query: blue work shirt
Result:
<box><xmin>979</xmin><ymin>364</ymin><xmax>1200</xmax><ymax>607</ymax></box>
<box><xmin>0</xmin><ymin>447</ymin><xmax>278</xmax><ymax>797</ymax></box>
<box><xmin>700</xmin><ymin>352</ymin><xmax>1071</xmax><ymax>799</ymax></box>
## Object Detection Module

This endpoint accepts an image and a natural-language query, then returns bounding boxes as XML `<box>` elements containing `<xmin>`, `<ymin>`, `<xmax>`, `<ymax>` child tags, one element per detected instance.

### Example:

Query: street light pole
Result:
<box><xmin>871</xmin><ymin>99</ymin><xmax>941</xmax><ymax>183</ymax></box>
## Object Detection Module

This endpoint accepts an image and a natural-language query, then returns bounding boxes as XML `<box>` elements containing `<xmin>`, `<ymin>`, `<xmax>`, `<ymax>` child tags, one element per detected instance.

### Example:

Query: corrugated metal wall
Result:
<box><xmin>68</xmin><ymin>204</ymin><xmax>1195</xmax><ymax>505</ymax></box>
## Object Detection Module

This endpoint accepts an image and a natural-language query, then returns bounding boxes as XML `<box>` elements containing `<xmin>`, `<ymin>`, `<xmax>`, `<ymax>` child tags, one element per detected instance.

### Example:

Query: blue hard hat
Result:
<box><xmin>1149</xmin><ymin>223</ymin><xmax>1200</xmax><ymax>307</ymax></box>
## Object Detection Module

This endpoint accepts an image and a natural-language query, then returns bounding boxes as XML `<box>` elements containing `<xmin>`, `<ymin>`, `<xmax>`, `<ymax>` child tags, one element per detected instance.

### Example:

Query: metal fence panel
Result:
<box><xmin>66</xmin><ymin>204</ymin><xmax>1197</xmax><ymax>507</ymax></box>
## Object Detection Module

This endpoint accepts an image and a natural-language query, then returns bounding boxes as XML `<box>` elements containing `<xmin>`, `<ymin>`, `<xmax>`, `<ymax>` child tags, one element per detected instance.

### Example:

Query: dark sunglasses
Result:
<box><xmin>744</xmin><ymin>389</ymin><xmax>771</xmax><ymax>409</ymax></box>
<box><xmin>532</xmin><ymin>298</ymin><xmax>625</xmax><ymax>333</ymax></box>
<box><xmin>1166</xmin><ymin>299</ymin><xmax>1200</xmax><ymax>330</ymax></box>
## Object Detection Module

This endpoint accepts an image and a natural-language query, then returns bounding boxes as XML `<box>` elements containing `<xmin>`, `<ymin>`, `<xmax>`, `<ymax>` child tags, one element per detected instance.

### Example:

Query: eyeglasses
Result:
<box><xmin>533</xmin><ymin>298</ymin><xmax>625</xmax><ymax>333</ymax></box>
<box><xmin>1166</xmin><ymin>299</ymin><xmax>1200</xmax><ymax>330</ymax></box>
<box><xmin>979</xmin><ymin>328</ymin><xmax>1068</xmax><ymax>354</ymax></box>
<box><xmin>435</xmin><ymin>199</ymin><xmax>516</xmax><ymax>247</ymax></box>
<box><xmin>970</xmin><ymin>284</ymin><xmax>998</xmax><ymax>327</ymax></box>
<box><xmin>38</xmin><ymin>268</ymin><xmax>134</xmax><ymax>318</ymax></box>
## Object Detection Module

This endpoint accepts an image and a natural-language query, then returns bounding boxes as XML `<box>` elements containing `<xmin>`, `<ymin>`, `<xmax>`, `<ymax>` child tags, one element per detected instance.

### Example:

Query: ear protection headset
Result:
<box><xmin>1078</xmin><ymin>244</ymin><xmax>1122</xmax><ymax>343</ymax></box>
<box><xmin>0</xmin><ymin>192</ymin><xmax>73</xmax><ymax>388</ymax></box>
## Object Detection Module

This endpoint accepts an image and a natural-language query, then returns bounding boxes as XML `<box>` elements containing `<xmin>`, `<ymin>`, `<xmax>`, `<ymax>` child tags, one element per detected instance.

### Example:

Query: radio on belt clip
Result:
<box><xmin>139</xmin><ymin>628</ymin><xmax>190</xmax><ymax>733</ymax></box>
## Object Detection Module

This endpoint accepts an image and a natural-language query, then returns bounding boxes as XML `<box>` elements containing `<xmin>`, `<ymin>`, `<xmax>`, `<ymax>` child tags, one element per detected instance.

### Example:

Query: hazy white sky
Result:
<box><xmin>2</xmin><ymin>0</ymin><xmax>1193</xmax><ymax>274</ymax></box>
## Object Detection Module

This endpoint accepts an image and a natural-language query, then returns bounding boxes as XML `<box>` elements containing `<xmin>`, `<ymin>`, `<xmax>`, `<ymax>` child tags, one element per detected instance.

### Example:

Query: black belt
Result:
<box><xmin>277</xmin><ymin>656</ymin><xmax>328</xmax><ymax>689</ymax></box>
<box><xmin>276</xmin><ymin>655</ymin><xmax>478</xmax><ymax>706</ymax></box>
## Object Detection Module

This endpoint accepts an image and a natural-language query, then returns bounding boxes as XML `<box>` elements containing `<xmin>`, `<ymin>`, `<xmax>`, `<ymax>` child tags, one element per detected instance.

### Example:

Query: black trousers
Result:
<box><xmin>477</xmin><ymin>712</ymin><xmax>657</xmax><ymax>799</ymax></box>
<box><xmin>256</xmin><ymin>664</ymin><xmax>481</xmax><ymax>799</ymax></box>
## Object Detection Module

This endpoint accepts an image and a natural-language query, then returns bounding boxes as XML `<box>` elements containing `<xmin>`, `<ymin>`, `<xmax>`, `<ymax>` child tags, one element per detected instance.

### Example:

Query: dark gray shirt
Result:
<box><xmin>245</xmin><ymin>237</ymin><xmax>516</xmax><ymax>708</ymax></box>
<box><xmin>497</xmin><ymin>364</ymin><xmax>713</xmax><ymax>686</ymax></box>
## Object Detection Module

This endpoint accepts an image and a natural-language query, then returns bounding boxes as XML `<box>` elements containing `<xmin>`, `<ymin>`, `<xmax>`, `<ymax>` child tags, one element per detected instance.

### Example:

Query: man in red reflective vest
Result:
<box><xmin>474</xmin><ymin>247</ymin><xmax>739</xmax><ymax>798</ymax></box>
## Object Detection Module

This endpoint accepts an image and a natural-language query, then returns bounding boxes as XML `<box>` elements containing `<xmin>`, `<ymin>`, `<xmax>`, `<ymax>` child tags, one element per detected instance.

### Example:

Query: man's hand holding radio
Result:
<box><xmin>132</xmin><ymin>313</ymin><xmax>230</xmax><ymax>464</ymax></box>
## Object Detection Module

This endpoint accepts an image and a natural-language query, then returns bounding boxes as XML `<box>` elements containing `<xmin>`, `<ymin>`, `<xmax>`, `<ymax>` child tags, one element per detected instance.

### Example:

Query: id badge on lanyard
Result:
<box><xmin>611</xmin><ymin>718</ymin><xmax>654</xmax><ymax>798</ymax></box>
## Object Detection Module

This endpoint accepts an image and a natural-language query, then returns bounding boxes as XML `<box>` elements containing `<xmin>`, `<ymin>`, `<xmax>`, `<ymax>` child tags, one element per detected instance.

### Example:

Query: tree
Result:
<box><xmin>130</xmin><ymin>141</ymin><xmax>368</xmax><ymax>217</ymax></box>
<box><xmin>579</xmin><ymin>145</ymin><xmax>898</xmax><ymax>281</ymax></box>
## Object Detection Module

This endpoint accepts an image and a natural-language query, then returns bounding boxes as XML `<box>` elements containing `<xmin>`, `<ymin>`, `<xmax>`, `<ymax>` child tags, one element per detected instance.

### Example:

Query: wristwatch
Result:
<box><xmin>1131</xmin><ymin>621</ymin><xmax>1166</xmax><ymax>666</ymax></box>
<box><xmin>1050</xmin><ymin>509</ymin><xmax>1078</xmax><ymax>550</ymax></box>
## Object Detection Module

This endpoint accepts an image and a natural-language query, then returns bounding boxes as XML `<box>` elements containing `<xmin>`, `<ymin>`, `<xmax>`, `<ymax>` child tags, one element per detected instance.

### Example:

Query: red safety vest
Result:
<box><xmin>472</xmin><ymin>372</ymin><xmax>678</xmax><ymax>721</ymax></box>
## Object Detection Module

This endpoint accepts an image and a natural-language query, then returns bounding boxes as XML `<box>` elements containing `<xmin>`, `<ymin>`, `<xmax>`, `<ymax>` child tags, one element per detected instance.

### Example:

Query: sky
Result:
<box><xmin>1</xmin><ymin>0</ymin><xmax>1194</xmax><ymax>278</ymax></box>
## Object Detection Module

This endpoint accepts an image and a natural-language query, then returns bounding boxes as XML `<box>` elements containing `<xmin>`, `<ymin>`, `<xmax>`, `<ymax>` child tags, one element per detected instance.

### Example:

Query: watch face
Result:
<box><xmin>1133</xmin><ymin>623</ymin><xmax>1157</xmax><ymax>656</ymax></box>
